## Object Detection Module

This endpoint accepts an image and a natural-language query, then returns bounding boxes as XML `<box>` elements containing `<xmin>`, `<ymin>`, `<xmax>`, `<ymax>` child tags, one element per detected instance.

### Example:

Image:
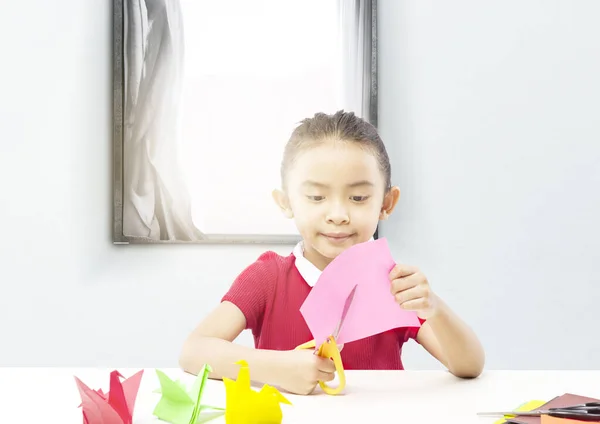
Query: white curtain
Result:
<box><xmin>123</xmin><ymin>0</ymin><xmax>203</xmax><ymax>241</ymax></box>
<box><xmin>337</xmin><ymin>0</ymin><xmax>380</xmax><ymax>240</ymax></box>
<box><xmin>337</xmin><ymin>0</ymin><xmax>377</xmax><ymax>125</ymax></box>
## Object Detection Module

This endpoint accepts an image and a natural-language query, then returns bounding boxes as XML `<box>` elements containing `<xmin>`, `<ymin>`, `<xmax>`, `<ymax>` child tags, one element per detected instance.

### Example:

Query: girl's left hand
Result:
<box><xmin>389</xmin><ymin>264</ymin><xmax>438</xmax><ymax>319</ymax></box>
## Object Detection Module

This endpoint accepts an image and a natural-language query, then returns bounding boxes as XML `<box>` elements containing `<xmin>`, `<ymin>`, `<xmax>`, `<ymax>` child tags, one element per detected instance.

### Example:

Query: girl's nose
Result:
<box><xmin>326</xmin><ymin>204</ymin><xmax>350</xmax><ymax>225</ymax></box>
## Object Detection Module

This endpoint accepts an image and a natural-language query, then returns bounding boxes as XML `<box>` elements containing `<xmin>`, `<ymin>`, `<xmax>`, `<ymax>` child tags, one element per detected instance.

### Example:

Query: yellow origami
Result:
<box><xmin>223</xmin><ymin>360</ymin><xmax>292</xmax><ymax>424</ymax></box>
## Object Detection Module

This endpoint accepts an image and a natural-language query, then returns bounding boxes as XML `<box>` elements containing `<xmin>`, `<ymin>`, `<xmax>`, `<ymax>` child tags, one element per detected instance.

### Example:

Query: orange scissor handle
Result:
<box><xmin>295</xmin><ymin>337</ymin><xmax>346</xmax><ymax>395</ymax></box>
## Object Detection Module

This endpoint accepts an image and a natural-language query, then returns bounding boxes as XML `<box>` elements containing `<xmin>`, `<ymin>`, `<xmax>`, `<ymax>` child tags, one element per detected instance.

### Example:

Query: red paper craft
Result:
<box><xmin>74</xmin><ymin>369</ymin><xmax>144</xmax><ymax>424</ymax></box>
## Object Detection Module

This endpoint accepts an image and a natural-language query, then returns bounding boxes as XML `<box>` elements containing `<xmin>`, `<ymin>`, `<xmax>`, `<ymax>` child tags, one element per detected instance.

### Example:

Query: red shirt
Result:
<box><xmin>221</xmin><ymin>251</ymin><xmax>424</xmax><ymax>370</ymax></box>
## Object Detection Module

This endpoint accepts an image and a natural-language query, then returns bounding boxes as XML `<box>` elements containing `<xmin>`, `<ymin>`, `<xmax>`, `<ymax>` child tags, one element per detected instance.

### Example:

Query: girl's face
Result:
<box><xmin>273</xmin><ymin>139</ymin><xmax>400</xmax><ymax>270</ymax></box>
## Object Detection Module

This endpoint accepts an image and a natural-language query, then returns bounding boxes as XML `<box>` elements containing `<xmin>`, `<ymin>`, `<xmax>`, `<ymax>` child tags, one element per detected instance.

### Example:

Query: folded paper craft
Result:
<box><xmin>153</xmin><ymin>365</ymin><xmax>225</xmax><ymax>424</ymax></box>
<box><xmin>300</xmin><ymin>237</ymin><xmax>422</xmax><ymax>347</ymax></box>
<box><xmin>223</xmin><ymin>360</ymin><xmax>291</xmax><ymax>424</ymax></box>
<box><xmin>74</xmin><ymin>369</ymin><xmax>144</xmax><ymax>424</ymax></box>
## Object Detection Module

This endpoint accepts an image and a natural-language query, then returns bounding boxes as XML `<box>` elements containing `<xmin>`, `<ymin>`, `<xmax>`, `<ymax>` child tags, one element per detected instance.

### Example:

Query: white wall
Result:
<box><xmin>2</xmin><ymin>0</ymin><xmax>599</xmax><ymax>371</ymax></box>
<box><xmin>379</xmin><ymin>0</ymin><xmax>600</xmax><ymax>370</ymax></box>
<box><xmin>0</xmin><ymin>0</ymin><xmax>287</xmax><ymax>367</ymax></box>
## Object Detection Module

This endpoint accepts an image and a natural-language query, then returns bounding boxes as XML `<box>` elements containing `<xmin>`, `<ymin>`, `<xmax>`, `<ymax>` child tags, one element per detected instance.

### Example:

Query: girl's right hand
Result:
<box><xmin>274</xmin><ymin>349</ymin><xmax>337</xmax><ymax>395</ymax></box>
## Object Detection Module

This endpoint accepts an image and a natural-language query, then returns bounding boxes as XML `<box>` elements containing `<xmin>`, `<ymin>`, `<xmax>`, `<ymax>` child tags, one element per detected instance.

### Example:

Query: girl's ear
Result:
<box><xmin>272</xmin><ymin>189</ymin><xmax>294</xmax><ymax>219</ymax></box>
<box><xmin>379</xmin><ymin>186</ymin><xmax>400</xmax><ymax>220</ymax></box>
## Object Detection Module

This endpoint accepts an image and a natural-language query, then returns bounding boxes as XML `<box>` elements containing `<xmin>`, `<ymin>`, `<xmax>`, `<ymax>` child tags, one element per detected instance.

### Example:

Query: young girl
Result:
<box><xmin>179</xmin><ymin>111</ymin><xmax>485</xmax><ymax>395</ymax></box>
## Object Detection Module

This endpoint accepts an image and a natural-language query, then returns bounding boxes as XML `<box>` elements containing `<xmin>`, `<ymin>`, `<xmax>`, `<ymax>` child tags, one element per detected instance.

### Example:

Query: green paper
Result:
<box><xmin>153</xmin><ymin>365</ymin><xmax>225</xmax><ymax>424</ymax></box>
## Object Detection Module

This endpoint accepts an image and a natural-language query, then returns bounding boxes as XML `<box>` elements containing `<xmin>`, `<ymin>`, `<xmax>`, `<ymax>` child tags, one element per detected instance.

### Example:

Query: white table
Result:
<box><xmin>3</xmin><ymin>368</ymin><xmax>600</xmax><ymax>423</ymax></box>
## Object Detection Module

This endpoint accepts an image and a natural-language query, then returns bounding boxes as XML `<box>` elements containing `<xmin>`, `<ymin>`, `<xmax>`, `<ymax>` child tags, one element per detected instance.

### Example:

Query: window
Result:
<box><xmin>179</xmin><ymin>0</ymin><xmax>339</xmax><ymax>238</ymax></box>
<box><xmin>114</xmin><ymin>0</ymin><xmax>375</xmax><ymax>243</ymax></box>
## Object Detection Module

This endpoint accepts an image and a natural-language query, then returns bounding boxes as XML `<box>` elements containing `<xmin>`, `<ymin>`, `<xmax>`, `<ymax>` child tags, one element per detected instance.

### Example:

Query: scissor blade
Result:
<box><xmin>332</xmin><ymin>285</ymin><xmax>358</xmax><ymax>339</ymax></box>
<box><xmin>478</xmin><ymin>411</ymin><xmax>600</xmax><ymax>421</ymax></box>
<box><xmin>476</xmin><ymin>411</ymin><xmax>542</xmax><ymax>417</ymax></box>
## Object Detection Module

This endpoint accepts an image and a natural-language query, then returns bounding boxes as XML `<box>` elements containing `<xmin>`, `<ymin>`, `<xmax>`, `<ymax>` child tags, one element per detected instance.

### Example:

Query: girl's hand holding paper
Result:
<box><xmin>389</xmin><ymin>264</ymin><xmax>439</xmax><ymax>319</ymax></box>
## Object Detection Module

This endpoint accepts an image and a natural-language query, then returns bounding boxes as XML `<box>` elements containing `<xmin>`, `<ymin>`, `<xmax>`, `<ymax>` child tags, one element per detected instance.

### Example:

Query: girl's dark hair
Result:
<box><xmin>280</xmin><ymin>110</ymin><xmax>392</xmax><ymax>191</ymax></box>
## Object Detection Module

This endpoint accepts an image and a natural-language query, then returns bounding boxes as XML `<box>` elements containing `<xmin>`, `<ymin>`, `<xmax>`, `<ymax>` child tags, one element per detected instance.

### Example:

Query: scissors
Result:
<box><xmin>295</xmin><ymin>284</ymin><xmax>358</xmax><ymax>395</ymax></box>
<box><xmin>477</xmin><ymin>402</ymin><xmax>600</xmax><ymax>421</ymax></box>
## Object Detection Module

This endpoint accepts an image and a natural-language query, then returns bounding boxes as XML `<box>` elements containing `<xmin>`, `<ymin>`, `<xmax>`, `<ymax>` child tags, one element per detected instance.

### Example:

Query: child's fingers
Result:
<box><xmin>389</xmin><ymin>264</ymin><xmax>419</xmax><ymax>280</ymax></box>
<box><xmin>399</xmin><ymin>298</ymin><xmax>430</xmax><ymax>311</ymax></box>
<box><xmin>315</xmin><ymin>370</ymin><xmax>335</xmax><ymax>382</ymax></box>
<box><xmin>394</xmin><ymin>284</ymin><xmax>427</xmax><ymax>305</ymax></box>
<box><xmin>390</xmin><ymin>273</ymin><xmax>420</xmax><ymax>294</ymax></box>
<box><xmin>316</xmin><ymin>356</ymin><xmax>337</xmax><ymax>373</ymax></box>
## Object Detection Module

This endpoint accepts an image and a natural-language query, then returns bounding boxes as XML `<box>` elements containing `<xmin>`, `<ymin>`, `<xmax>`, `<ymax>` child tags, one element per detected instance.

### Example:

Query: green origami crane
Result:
<box><xmin>153</xmin><ymin>365</ymin><xmax>225</xmax><ymax>424</ymax></box>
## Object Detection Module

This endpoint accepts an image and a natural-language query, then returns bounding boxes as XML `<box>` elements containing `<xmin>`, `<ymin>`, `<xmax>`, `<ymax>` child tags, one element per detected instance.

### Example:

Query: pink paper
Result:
<box><xmin>300</xmin><ymin>238</ymin><xmax>421</xmax><ymax>347</ymax></box>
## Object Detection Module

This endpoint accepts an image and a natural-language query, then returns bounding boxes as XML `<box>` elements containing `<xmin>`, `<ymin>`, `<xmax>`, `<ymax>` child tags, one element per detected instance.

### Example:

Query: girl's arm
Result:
<box><xmin>415</xmin><ymin>297</ymin><xmax>485</xmax><ymax>378</ymax></box>
<box><xmin>179</xmin><ymin>301</ymin><xmax>336</xmax><ymax>394</ymax></box>
<box><xmin>389</xmin><ymin>264</ymin><xmax>485</xmax><ymax>378</ymax></box>
<box><xmin>179</xmin><ymin>301</ymin><xmax>283</xmax><ymax>384</ymax></box>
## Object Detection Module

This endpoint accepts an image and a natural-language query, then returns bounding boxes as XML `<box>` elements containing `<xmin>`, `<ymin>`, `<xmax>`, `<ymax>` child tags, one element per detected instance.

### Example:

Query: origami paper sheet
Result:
<box><xmin>493</xmin><ymin>400</ymin><xmax>547</xmax><ymax>424</ymax></box>
<box><xmin>300</xmin><ymin>237</ymin><xmax>422</xmax><ymax>347</ymax></box>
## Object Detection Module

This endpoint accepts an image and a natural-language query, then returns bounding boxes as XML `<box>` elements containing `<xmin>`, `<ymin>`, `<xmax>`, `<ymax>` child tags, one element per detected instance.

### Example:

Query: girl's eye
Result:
<box><xmin>352</xmin><ymin>196</ymin><xmax>369</xmax><ymax>202</ymax></box>
<box><xmin>307</xmin><ymin>196</ymin><xmax>325</xmax><ymax>201</ymax></box>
